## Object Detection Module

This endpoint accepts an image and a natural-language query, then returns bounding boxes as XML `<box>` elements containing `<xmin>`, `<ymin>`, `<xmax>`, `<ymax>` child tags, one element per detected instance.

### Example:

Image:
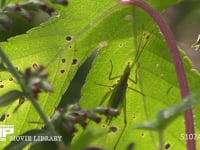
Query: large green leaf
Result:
<box><xmin>0</xmin><ymin>0</ymin><xmax>197</xmax><ymax>150</ymax></box>
<box><xmin>0</xmin><ymin>0</ymin><xmax>117</xmax><ymax>148</ymax></box>
<box><xmin>77</xmin><ymin>2</ymin><xmax>200</xmax><ymax>150</ymax></box>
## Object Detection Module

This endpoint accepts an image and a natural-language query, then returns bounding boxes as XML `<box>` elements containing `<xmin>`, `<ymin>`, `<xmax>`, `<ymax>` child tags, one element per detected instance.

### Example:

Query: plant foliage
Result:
<box><xmin>0</xmin><ymin>0</ymin><xmax>200</xmax><ymax>150</ymax></box>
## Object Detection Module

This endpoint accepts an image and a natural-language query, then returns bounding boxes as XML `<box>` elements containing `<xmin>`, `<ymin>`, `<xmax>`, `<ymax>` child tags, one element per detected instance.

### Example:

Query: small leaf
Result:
<box><xmin>136</xmin><ymin>96</ymin><xmax>200</xmax><ymax>131</ymax></box>
<box><xmin>0</xmin><ymin>90</ymin><xmax>23</xmax><ymax>106</ymax></box>
<box><xmin>156</xmin><ymin>96</ymin><xmax>196</xmax><ymax>129</ymax></box>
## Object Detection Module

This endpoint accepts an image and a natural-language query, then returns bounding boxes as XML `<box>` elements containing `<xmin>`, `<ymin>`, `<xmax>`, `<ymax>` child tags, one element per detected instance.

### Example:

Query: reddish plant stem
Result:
<box><xmin>119</xmin><ymin>0</ymin><xmax>195</xmax><ymax>149</ymax></box>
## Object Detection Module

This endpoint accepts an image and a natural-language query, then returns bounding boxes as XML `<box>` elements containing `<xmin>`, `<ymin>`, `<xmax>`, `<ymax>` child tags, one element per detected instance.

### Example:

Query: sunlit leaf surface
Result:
<box><xmin>1</xmin><ymin>0</ymin><xmax>200</xmax><ymax>150</ymax></box>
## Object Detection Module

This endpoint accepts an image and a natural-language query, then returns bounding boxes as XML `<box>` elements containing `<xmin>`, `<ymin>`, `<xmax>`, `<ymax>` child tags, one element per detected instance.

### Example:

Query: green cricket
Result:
<box><xmin>98</xmin><ymin>30</ymin><xmax>151</xmax><ymax>149</ymax></box>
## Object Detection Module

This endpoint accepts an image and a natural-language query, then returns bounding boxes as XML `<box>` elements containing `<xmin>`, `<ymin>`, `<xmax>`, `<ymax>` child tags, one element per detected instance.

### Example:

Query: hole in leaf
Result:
<box><xmin>165</xmin><ymin>143</ymin><xmax>171</xmax><ymax>149</ymax></box>
<box><xmin>102</xmin><ymin>125</ymin><xmax>106</xmax><ymax>128</ymax></box>
<box><xmin>132</xmin><ymin>116</ymin><xmax>136</xmax><ymax>120</ymax></box>
<box><xmin>15</xmin><ymin>67</ymin><xmax>19</xmax><ymax>71</ymax></box>
<box><xmin>32</xmin><ymin>63</ymin><xmax>38</xmax><ymax>69</ymax></box>
<box><xmin>108</xmin><ymin>126</ymin><xmax>118</xmax><ymax>133</ymax></box>
<box><xmin>66</xmin><ymin>35</ymin><xmax>72</xmax><ymax>41</ymax></box>
<box><xmin>141</xmin><ymin>133</ymin><xmax>145</xmax><ymax>137</ymax></box>
<box><xmin>60</xmin><ymin>70</ymin><xmax>65</xmax><ymax>74</ymax></box>
<box><xmin>9</xmin><ymin>77</ymin><xmax>14</xmax><ymax>81</ymax></box>
<box><xmin>119</xmin><ymin>43</ymin><xmax>123</xmax><ymax>47</ymax></box>
<box><xmin>146</xmin><ymin>35</ymin><xmax>150</xmax><ymax>40</ymax></box>
<box><xmin>6</xmin><ymin>114</ymin><xmax>10</xmax><ymax>117</ymax></box>
<box><xmin>61</xmin><ymin>58</ymin><xmax>66</xmax><ymax>63</ymax></box>
<box><xmin>0</xmin><ymin>84</ymin><xmax>4</xmax><ymax>88</ymax></box>
<box><xmin>143</xmin><ymin>32</ymin><xmax>151</xmax><ymax>40</ymax></box>
<box><xmin>72</xmin><ymin>59</ymin><xmax>78</xmax><ymax>65</ymax></box>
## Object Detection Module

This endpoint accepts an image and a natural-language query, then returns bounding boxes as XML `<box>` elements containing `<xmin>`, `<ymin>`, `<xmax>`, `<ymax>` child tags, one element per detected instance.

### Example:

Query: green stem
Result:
<box><xmin>158</xmin><ymin>130</ymin><xmax>164</xmax><ymax>150</ymax></box>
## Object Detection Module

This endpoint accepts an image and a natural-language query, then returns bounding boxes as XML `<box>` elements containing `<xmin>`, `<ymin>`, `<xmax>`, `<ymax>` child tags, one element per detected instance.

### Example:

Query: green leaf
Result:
<box><xmin>0</xmin><ymin>90</ymin><xmax>22</xmax><ymax>106</ymax></box>
<box><xmin>0</xmin><ymin>0</ymin><xmax>194</xmax><ymax>149</ymax></box>
<box><xmin>0</xmin><ymin>0</ymin><xmax>116</xmax><ymax>148</ymax></box>
<box><xmin>156</xmin><ymin>97</ymin><xmax>193</xmax><ymax>130</ymax></box>
<box><xmin>77</xmin><ymin>2</ymin><xmax>200</xmax><ymax>150</ymax></box>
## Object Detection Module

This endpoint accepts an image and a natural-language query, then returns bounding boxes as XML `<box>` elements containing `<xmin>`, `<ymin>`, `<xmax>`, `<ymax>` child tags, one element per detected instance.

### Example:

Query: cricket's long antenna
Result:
<box><xmin>130</xmin><ymin>7</ymin><xmax>143</xmax><ymax>69</ymax></box>
<box><xmin>45</xmin><ymin>4</ymin><xmax>121</xmax><ymax>68</ymax></box>
<box><xmin>130</xmin><ymin>8</ymin><xmax>152</xmax><ymax>70</ymax></box>
<box><xmin>131</xmin><ymin>31</ymin><xmax>150</xmax><ymax>70</ymax></box>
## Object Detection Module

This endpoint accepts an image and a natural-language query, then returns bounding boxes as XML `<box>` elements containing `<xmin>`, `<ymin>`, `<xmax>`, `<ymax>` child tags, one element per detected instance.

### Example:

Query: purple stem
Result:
<box><xmin>119</xmin><ymin>0</ymin><xmax>195</xmax><ymax>149</ymax></box>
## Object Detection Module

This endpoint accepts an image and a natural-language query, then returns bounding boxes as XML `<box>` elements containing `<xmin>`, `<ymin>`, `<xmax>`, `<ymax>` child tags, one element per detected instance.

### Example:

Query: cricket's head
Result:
<box><xmin>123</xmin><ymin>62</ymin><xmax>131</xmax><ymax>76</ymax></box>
